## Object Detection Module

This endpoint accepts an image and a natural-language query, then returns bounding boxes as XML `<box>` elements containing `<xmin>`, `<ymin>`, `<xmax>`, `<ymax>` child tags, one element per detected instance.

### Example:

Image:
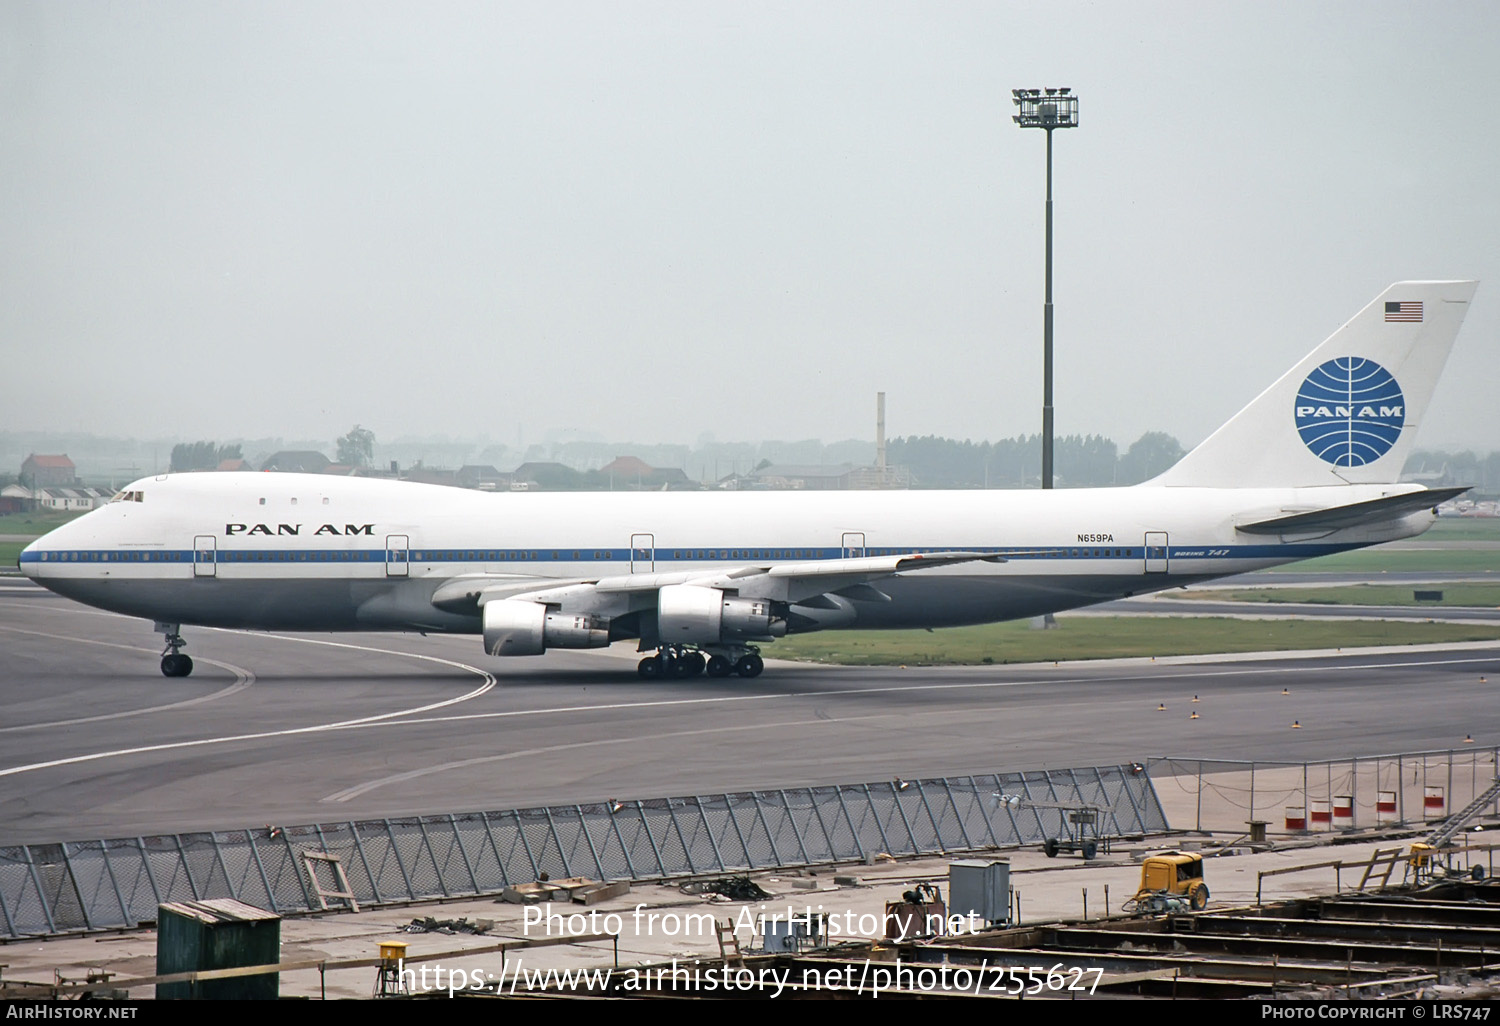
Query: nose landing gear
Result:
<box><xmin>155</xmin><ymin>621</ymin><xmax>193</xmax><ymax>678</ymax></box>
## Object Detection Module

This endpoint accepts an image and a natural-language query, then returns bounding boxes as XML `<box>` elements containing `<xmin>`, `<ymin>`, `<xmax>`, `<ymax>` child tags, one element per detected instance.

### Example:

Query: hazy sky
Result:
<box><xmin>3</xmin><ymin>2</ymin><xmax>1497</xmax><ymax>451</ymax></box>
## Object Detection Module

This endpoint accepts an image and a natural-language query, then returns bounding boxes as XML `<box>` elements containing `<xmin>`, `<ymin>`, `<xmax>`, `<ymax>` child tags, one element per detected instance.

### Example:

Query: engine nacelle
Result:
<box><xmin>483</xmin><ymin>599</ymin><xmax>610</xmax><ymax>656</ymax></box>
<box><xmin>657</xmin><ymin>585</ymin><xmax>786</xmax><ymax>645</ymax></box>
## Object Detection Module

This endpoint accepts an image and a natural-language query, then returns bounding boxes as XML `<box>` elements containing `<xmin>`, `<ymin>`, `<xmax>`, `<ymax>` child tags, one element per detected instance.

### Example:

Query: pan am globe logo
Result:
<box><xmin>1294</xmin><ymin>357</ymin><xmax>1405</xmax><ymax>467</ymax></box>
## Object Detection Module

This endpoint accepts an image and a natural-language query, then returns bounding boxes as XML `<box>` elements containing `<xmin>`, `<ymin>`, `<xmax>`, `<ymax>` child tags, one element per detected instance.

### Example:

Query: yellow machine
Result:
<box><xmin>1125</xmin><ymin>852</ymin><xmax>1210</xmax><ymax>913</ymax></box>
<box><xmin>1407</xmin><ymin>840</ymin><xmax>1486</xmax><ymax>885</ymax></box>
<box><xmin>1406</xmin><ymin>779</ymin><xmax>1500</xmax><ymax>885</ymax></box>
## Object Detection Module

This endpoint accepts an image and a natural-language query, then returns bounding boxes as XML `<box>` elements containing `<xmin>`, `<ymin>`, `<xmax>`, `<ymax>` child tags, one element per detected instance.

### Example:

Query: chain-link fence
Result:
<box><xmin>1151</xmin><ymin>747</ymin><xmax>1500</xmax><ymax>836</ymax></box>
<box><xmin>0</xmin><ymin>763</ymin><xmax>1164</xmax><ymax>940</ymax></box>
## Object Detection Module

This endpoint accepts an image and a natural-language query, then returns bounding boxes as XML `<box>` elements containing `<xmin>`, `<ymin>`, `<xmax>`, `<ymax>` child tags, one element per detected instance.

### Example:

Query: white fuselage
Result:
<box><xmin>20</xmin><ymin>472</ymin><xmax>1435</xmax><ymax>639</ymax></box>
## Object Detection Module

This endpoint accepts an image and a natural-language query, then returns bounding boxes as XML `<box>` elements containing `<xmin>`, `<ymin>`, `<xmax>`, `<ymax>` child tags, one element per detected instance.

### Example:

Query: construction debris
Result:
<box><xmin>687</xmin><ymin>876</ymin><xmax>772</xmax><ymax>901</ymax></box>
<box><xmin>402</xmin><ymin>917</ymin><xmax>493</xmax><ymax>935</ymax></box>
<box><xmin>498</xmin><ymin>877</ymin><xmax>632</xmax><ymax>905</ymax></box>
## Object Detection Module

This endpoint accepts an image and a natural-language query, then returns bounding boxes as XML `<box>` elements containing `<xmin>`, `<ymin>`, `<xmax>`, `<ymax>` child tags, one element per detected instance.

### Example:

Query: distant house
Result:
<box><xmin>403</xmin><ymin>466</ymin><xmax>458</xmax><ymax>487</ymax></box>
<box><xmin>750</xmin><ymin>463</ymin><xmax>857</xmax><ymax>490</ymax></box>
<box><xmin>4</xmin><ymin>484</ymin><xmax>112</xmax><ymax>512</ymax></box>
<box><xmin>457</xmin><ymin>465</ymin><xmax>511</xmax><ymax>490</ymax></box>
<box><xmin>714</xmin><ymin>472</ymin><xmax>757</xmax><ymax>491</ymax></box>
<box><xmin>260</xmin><ymin>451</ymin><xmax>332</xmax><ymax>474</ymax></box>
<box><xmin>216</xmin><ymin>458</ymin><xmax>251</xmax><ymax>472</ymax></box>
<box><xmin>744</xmin><ymin>462</ymin><xmax>907</xmax><ymax>490</ymax></box>
<box><xmin>599</xmin><ymin>456</ymin><xmax>655</xmax><ymax>479</ymax></box>
<box><xmin>33</xmin><ymin>486</ymin><xmax>111</xmax><ymax>511</ymax></box>
<box><xmin>0</xmin><ymin>483</ymin><xmax>34</xmax><ymax>513</ymax></box>
<box><xmin>21</xmin><ymin>454</ymin><xmax>78</xmax><ymax>489</ymax></box>
<box><xmin>512</xmin><ymin>462</ymin><xmax>577</xmax><ymax>489</ymax></box>
<box><xmin>600</xmin><ymin>456</ymin><xmax>691</xmax><ymax>490</ymax></box>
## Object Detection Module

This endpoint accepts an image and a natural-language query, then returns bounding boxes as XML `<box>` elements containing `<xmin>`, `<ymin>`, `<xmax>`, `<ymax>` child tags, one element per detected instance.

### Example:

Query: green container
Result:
<box><xmin>156</xmin><ymin>899</ymin><xmax>280</xmax><ymax>1000</ymax></box>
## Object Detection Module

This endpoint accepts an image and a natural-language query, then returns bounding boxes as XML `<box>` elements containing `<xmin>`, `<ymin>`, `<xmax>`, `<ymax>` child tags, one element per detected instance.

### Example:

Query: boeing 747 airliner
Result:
<box><xmin>20</xmin><ymin>281</ymin><xmax>1478</xmax><ymax>679</ymax></box>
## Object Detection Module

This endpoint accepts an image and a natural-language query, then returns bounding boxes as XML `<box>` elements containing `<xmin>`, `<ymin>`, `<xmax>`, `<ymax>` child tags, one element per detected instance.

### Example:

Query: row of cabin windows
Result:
<box><xmin>39</xmin><ymin>546</ymin><xmax>1152</xmax><ymax>563</ymax></box>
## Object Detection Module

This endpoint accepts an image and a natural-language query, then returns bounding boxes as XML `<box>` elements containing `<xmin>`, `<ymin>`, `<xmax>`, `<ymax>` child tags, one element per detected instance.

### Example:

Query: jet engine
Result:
<box><xmin>656</xmin><ymin>584</ymin><xmax>786</xmax><ymax>646</ymax></box>
<box><xmin>483</xmin><ymin>599</ymin><xmax>610</xmax><ymax>656</ymax></box>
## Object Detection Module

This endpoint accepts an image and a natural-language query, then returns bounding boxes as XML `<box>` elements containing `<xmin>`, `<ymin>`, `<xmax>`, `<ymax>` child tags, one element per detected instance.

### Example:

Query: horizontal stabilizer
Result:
<box><xmin>1235</xmin><ymin>487</ymin><xmax>1469</xmax><ymax>535</ymax></box>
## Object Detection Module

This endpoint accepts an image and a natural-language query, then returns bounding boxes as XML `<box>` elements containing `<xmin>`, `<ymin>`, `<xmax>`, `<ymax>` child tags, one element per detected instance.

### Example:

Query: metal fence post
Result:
<box><xmin>606</xmin><ymin>806</ymin><xmax>639</xmax><ymax>879</ymax></box>
<box><xmin>447</xmin><ymin>815</ymin><xmax>482</xmax><ymax>893</ymax></box>
<box><xmin>572</xmin><ymin>807</ymin><xmax>608</xmax><ymax>881</ymax></box>
<box><xmin>22</xmin><ymin>847</ymin><xmax>57</xmax><ymax>934</ymax></box>
<box><xmin>970</xmin><ymin>775</ymin><xmax>1003</xmax><ymax>848</ymax></box>
<box><xmin>723</xmin><ymin>796</ymin><xmax>754</xmax><ymax>869</ymax></box>
<box><xmin>779</xmin><ymin>791</ymin><xmax>814</xmax><ymax>864</ymax></box>
<box><xmin>542</xmin><ymin>808</ymin><xmax>574</xmax><ymax>879</ymax></box>
<box><xmin>1197</xmin><ymin>760</ymin><xmax>1203</xmax><ymax>832</ymax></box>
<box><xmin>1398</xmin><ymin>756</ymin><xmax>1405</xmax><ymax>825</ymax></box>
<box><xmin>245</xmin><ymin>832</ymin><xmax>280</xmax><ymax>913</ymax></box>
<box><xmin>939</xmin><ymin>778</ymin><xmax>976</xmax><ymax>850</ymax></box>
<box><xmin>632</xmin><ymin>802</ymin><xmax>666</xmax><ymax>877</ymax></box>
<box><xmin>1250</xmin><ymin>762</ymin><xmax>1256</xmax><ymax>826</ymax></box>
<box><xmin>415</xmin><ymin>818</ymin><xmax>451</xmax><ymax>898</ymax></box>
<box><xmin>99</xmin><ymin>842</ymin><xmax>129</xmax><ymax>928</ymax></box>
<box><xmin>0</xmin><ymin>865</ymin><xmax>15</xmax><ymax>938</ymax></box>
<box><xmin>859</xmin><ymin>784</ymin><xmax>897</xmax><ymax>856</ymax></box>
<box><xmin>693</xmin><ymin>799</ymin><xmax>727</xmax><ymax>873</ymax></box>
<box><xmin>514</xmin><ymin>811</ymin><xmax>543</xmax><ymax>881</ymax></box>
<box><xmin>662</xmin><ymin>801</ymin><xmax>695</xmax><ymax>875</ymax></box>
<box><xmin>380</xmin><ymin>819</ymin><xmax>418</xmax><ymax>900</ymax></box>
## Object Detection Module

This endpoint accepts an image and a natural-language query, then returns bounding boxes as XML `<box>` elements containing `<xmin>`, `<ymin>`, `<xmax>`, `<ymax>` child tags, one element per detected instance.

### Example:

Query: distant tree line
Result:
<box><xmin>889</xmin><ymin>431</ymin><xmax>1184</xmax><ymax>488</ymax></box>
<box><xmin>109</xmin><ymin>432</ymin><xmax>1500</xmax><ymax>497</ymax></box>
<box><xmin>169</xmin><ymin>441</ymin><xmax>242</xmax><ymax>473</ymax></box>
<box><xmin>1403</xmin><ymin>449</ymin><xmax>1500</xmax><ymax>494</ymax></box>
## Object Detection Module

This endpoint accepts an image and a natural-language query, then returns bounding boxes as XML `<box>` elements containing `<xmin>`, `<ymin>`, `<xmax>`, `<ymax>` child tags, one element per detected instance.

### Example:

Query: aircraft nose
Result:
<box><xmin>19</xmin><ymin>528</ymin><xmax>66</xmax><ymax>581</ymax></box>
<box><xmin>19</xmin><ymin>537</ymin><xmax>42</xmax><ymax>579</ymax></box>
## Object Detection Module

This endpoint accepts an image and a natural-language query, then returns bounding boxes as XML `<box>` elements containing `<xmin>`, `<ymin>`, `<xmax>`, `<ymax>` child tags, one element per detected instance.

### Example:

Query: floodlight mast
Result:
<box><xmin>1012</xmin><ymin>88</ymin><xmax>1078</xmax><ymax>489</ymax></box>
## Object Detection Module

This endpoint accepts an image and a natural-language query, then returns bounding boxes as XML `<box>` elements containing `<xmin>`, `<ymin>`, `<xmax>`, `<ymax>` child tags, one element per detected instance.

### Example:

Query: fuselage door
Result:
<box><xmin>842</xmin><ymin>531</ymin><xmax>866</xmax><ymax>559</ymax></box>
<box><xmin>631</xmin><ymin>533</ymin><xmax>655</xmax><ymax>573</ymax></box>
<box><xmin>1144</xmin><ymin>532</ymin><xmax>1169</xmax><ymax>574</ymax></box>
<box><xmin>386</xmin><ymin>534</ymin><xmax>410</xmax><ymax>577</ymax></box>
<box><xmin>193</xmin><ymin>535</ymin><xmax>216</xmax><ymax>578</ymax></box>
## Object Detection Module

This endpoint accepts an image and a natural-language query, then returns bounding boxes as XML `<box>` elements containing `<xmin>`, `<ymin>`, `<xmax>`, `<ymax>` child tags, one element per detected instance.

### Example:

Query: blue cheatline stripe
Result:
<box><xmin>18</xmin><ymin>542</ymin><xmax>1364</xmax><ymax>565</ymax></box>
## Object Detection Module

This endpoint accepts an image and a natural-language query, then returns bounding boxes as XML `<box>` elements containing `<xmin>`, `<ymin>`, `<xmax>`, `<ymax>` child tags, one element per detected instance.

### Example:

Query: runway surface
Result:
<box><xmin>2</xmin><ymin>581</ymin><xmax>1498</xmax><ymax>846</ymax></box>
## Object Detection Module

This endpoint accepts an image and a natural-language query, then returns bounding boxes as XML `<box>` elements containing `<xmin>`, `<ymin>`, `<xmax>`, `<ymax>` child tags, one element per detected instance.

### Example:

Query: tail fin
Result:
<box><xmin>1151</xmin><ymin>280</ymin><xmax>1477</xmax><ymax>488</ymax></box>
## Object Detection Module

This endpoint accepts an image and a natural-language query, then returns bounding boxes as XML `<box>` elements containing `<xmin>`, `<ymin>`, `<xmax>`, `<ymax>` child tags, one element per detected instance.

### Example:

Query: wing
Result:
<box><xmin>429</xmin><ymin>550</ymin><xmax>1007</xmax><ymax>614</ymax></box>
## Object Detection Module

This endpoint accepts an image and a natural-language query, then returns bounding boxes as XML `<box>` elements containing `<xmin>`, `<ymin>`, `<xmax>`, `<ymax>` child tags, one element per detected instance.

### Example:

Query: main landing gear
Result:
<box><xmin>637</xmin><ymin>646</ymin><xmax>764</xmax><ymax>680</ymax></box>
<box><xmin>156</xmin><ymin>621</ymin><xmax>194</xmax><ymax>678</ymax></box>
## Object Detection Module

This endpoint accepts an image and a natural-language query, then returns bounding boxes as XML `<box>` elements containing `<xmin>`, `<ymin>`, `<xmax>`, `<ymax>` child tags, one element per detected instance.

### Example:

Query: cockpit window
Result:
<box><xmin>110</xmin><ymin>491</ymin><xmax>145</xmax><ymax>503</ymax></box>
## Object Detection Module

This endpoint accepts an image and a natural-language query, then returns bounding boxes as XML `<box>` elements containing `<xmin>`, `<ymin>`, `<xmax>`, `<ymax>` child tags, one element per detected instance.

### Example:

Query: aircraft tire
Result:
<box><xmin>734</xmin><ymin>653</ymin><xmax>764</xmax><ymax>678</ymax></box>
<box><xmin>676</xmin><ymin>652</ymin><xmax>706</xmax><ymax>678</ymax></box>
<box><xmin>161</xmin><ymin>654</ymin><xmax>193</xmax><ymax>678</ymax></box>
<box><xmin>706</xmin><ymin>655</ymin><xmax>732</xmax><ymax>678</ymax></box>
<box><xmin>637</xmin><ymin>657</ymin><xmax>663</xmax><ymax>679</ymax></box>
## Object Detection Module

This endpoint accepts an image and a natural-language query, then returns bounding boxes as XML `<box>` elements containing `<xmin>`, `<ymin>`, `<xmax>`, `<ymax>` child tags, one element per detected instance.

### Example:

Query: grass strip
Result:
<box><xmin>768</xmin><ymin>616</ymin><xmax>1500</xmax><ymax>666</ymax></box>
